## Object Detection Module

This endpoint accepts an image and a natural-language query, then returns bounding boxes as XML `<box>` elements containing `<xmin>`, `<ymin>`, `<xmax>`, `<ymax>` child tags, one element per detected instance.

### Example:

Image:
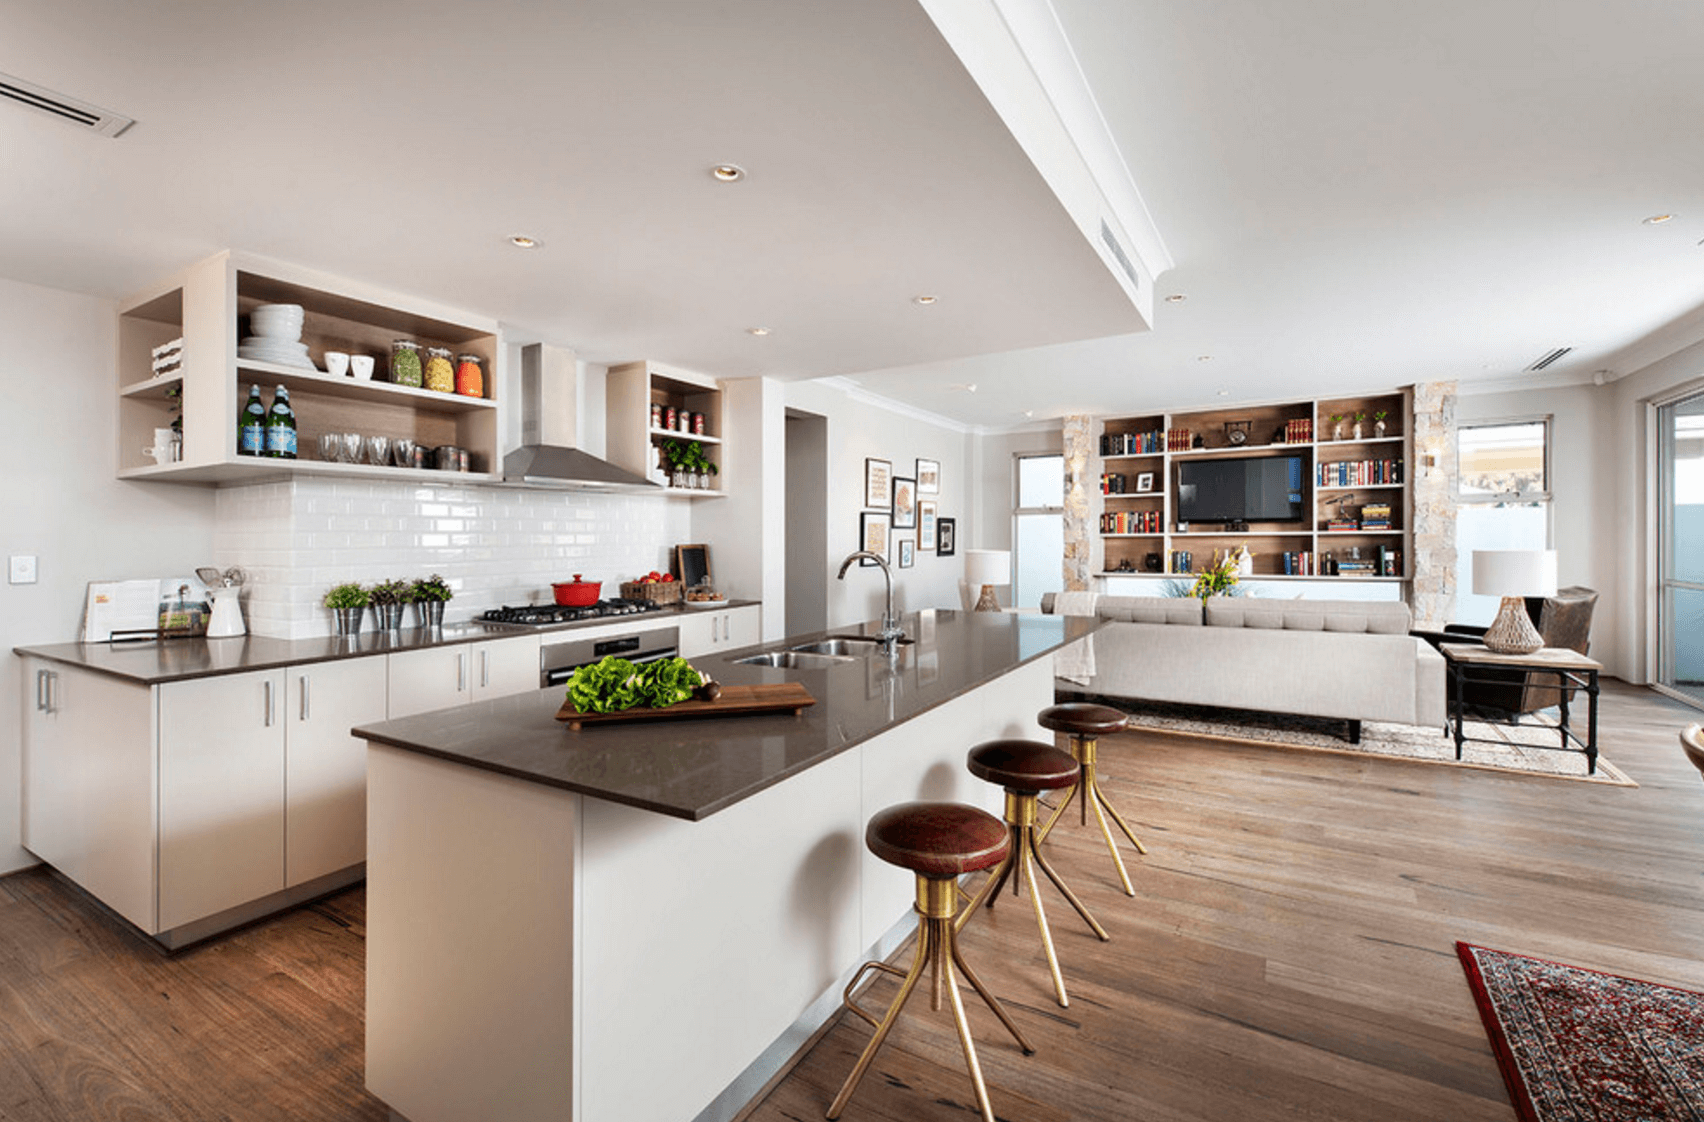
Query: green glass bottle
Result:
<box><xmin>264</xmin><ymin>385</ymin><xmax>297</xmax><ymax>459</ymax></box>
<box><xmin>238</xmin><ymin>384</ymin><xmax>265</xmax><ymax>456</ymax></box>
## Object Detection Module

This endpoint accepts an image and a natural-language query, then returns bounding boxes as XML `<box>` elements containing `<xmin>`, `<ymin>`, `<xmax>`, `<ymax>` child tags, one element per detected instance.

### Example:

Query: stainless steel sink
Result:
<box><xmin>733</xmin><ymin>650</ymin><xmax>856</xmax><ymax>670</ymax></box>
<box><xmin>790</xmin><ymin>635</ymin><xmax>914</xmax><ymax>656</ymax></box>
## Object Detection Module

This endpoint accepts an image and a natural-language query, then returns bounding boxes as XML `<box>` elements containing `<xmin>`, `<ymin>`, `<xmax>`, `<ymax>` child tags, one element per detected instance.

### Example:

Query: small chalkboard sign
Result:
<box><xmin>674</xmin><ymin>543</ymin><xmax>711</xmax><ymax>590</ymax></box>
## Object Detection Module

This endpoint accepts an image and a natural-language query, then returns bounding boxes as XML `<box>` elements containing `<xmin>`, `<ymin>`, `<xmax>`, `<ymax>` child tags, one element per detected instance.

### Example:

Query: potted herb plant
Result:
<box><xmin>410</xmin><ymin>574</ymin><xmax>453</xmax><ymax>628</ymax></box>
<box><xmin>662</xmin><ymin>440</ymin><xmax>720</xmax><ymax>489</ymax></box>
<box><xmin>368</xmin><ymin>578</ymin><xmax>412</xmax><ymax>630</ymax></box>
<box><xmin>324</xmin><ymin>582</ymin><xmax>370</xmax><ymax>635</ymax></box>
<box><xmin>1373</xmin><ymin>409</ymin><xmax>1389</xmax><ymax>438</ymax></box>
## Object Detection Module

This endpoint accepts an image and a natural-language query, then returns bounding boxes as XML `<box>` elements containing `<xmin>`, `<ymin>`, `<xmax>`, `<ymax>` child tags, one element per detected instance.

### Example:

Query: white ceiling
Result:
<box><xmin>7</xmin><ymin>1</ymin><xmax>1704</xmax><ymax>430</ymax></box>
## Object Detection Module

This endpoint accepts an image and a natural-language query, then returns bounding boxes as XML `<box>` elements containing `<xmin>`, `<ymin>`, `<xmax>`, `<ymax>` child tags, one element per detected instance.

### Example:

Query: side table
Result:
<box><xmin>1438</xmin><ymin>643</ymin><xmax>1602</xmax><ymax>774</ymax></box>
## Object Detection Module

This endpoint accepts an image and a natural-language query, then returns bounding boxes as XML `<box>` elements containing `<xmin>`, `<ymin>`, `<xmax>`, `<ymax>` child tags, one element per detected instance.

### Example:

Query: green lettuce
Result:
<box><xmin>566</xmin><ymin>655</ymin><xmax>703</xmax><ymax>713</ymax></box>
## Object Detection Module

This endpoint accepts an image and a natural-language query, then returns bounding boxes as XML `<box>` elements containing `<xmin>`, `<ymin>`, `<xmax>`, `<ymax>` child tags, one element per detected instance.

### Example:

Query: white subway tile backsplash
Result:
<box><xmin>216</xmin><ymin>478</ymin><xmax>691</xmax><ymax>638</ymax></box>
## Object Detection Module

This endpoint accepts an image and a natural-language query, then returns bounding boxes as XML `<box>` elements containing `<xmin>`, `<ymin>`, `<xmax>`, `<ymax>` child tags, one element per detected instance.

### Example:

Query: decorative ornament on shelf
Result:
<box><xmin>1473</xmin><ymin>549</ymin><xmax>1558</xmax><ymax>654</ymax></box>
<box><xmin>1188</xmin><ymin>549</ymin><xmax>1241</xmax><ymax>602</ymax></box>
<box><xmin>1224</xmin><ymin>420</ymin><xmax>1250</xmax><ymax>446</ymax></box>
<box><xmin>964</xmin><ymin>549</ymin><xmax>1011</xmax><ymax>612</ymax></box>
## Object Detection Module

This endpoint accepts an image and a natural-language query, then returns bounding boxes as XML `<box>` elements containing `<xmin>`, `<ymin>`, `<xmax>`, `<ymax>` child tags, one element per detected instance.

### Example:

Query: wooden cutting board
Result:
<box><xmin>555</xmin><ymin>682</ymin><xmax>816</xmax><ymax>730</ymax></box>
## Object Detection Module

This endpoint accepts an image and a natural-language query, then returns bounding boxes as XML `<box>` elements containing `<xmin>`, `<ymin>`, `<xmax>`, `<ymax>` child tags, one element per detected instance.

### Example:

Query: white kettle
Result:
<box><xmin>197</xmin><ymin>567</ymin><xmax>248</xmax><ymax>638</ymax></box>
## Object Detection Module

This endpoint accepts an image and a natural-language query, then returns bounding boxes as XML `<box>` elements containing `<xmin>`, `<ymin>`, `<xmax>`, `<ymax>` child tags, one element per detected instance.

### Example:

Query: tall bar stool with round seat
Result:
<box><xmin>1037</xmin><ymin>702</ymin><xmax>1145</xmax><ymax>896</ymax></box>
<box><xmin>957</xmin><ymin>738</ymin><xmax>1110</xmax><ymax>1007</ymax></box>
<box><xmin>829</xmin><ymin>801</ymin><xmax>1035</xmax><ymax>1122</ymax></box>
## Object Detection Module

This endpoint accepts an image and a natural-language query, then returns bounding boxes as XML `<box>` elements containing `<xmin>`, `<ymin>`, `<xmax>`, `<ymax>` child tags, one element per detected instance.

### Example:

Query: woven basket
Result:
<box><xmin>620</xmin><ymin>580</ymin><xmax>682</xmax><ymax>604</ymax></box>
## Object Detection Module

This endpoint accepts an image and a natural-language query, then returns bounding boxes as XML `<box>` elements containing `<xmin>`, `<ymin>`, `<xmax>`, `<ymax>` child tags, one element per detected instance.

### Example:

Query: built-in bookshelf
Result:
<box><xmin>1094</xmin><ymin>390</ymin><xmax>1411</xmax><ymax>582</ymax></box>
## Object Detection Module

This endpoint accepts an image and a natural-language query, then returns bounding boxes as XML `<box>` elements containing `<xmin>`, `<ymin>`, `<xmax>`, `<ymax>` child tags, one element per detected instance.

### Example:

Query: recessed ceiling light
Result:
<box><xmin>948</xmin><ymin>382</ymin><xmax>977</xmax><ymax>393</ymax></box>
<box><xmin>1197</xmin><ymin>355</ymin><xmax>1214</xmax><ymax>362</ymax></box>
<box><xmin>1643</xmin><ymin>214</ymin><xmax>1676</xmax><ymax>225</ymax></box>
<box><xmin>508</xmin><ymin>235</ymin><xmax>542</xmax><ymax>249</ymax></box>
<box><xmin>711</xmin><ymin>164</ymin><xmax>746</xmax><ymax>182</ymax></box>
<box><xmin>746</xmin><ymin>326</ymin><xmax>771</xmax><ymax>336</ymax></box>
<box><xmin>1217</xmin><ymin>389</ymin><xmax>1229</xmax><ymax>396</ymax></box>
<box><xmin>1165</xmin><ymin>294</ymin><xmax>1187</xmax><ymax>303</ymax></box>
<box><xmin>913</xmin><ymin>295</ymin><xmax>938</xmax><ymax>306</ymax></box>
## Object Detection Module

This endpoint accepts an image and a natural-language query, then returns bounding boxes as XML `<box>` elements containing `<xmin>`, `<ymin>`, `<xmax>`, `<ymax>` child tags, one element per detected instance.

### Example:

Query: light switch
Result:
<box><xmin>9</xmin><ymin>555</ymin><xmax>37</xmax><ymax>584</ymax></box>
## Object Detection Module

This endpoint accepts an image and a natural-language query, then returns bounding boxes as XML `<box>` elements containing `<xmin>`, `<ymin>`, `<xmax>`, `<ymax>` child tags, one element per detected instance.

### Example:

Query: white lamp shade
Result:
<box><xmin>1472</xmin><ymin>549</ymin><xmax>1558</xmax><ymax>598</ymax></box>
<box><xmin>964</xmin><ymin>549</ymin><xmax>1012</xmax><ymax>587</ymax></box>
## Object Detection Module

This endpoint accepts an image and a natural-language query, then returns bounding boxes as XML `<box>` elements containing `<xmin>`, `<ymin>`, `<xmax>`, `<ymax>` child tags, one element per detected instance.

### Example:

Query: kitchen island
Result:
<box><xmin>355</xmin><ymin>608</ymin><xmax>1101</xmax><ymax>1122</ymax></box>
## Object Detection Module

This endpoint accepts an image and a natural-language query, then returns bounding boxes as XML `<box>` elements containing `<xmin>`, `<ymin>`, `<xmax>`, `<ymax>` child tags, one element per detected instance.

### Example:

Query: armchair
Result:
<box><xmin>1413</xmin><ymin>586</ymin><xmax>1598</xmax><ymax>719</ymax></box>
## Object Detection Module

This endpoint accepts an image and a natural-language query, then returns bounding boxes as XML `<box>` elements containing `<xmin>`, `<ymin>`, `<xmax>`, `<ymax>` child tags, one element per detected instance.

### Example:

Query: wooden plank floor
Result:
<box><xmin>0</xmin><ymin>679</ymin><xmax>1701</xmax><ymax>1122</ymax></box>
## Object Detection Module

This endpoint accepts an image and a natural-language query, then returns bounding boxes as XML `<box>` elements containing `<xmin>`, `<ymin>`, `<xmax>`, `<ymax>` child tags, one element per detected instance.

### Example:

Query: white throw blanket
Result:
<box><xmin>1053</xmin><ymin>592</ymin><xmax>1100</xmax><ymax>686</ymax></box>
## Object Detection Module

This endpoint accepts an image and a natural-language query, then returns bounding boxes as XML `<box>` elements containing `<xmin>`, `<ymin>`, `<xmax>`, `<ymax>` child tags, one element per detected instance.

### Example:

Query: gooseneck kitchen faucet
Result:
<box><xmin>837</xmin><ymin>551</ymin><xmax>905</xmax><ymax>648</ymax></box>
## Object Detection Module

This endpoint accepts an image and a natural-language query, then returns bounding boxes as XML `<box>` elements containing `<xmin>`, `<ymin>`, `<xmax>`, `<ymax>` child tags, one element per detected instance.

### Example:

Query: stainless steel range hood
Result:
<box><xmin>501</xmin><ymin>343</ymin><xmax>659</xmax><ymax>492</ymax></box>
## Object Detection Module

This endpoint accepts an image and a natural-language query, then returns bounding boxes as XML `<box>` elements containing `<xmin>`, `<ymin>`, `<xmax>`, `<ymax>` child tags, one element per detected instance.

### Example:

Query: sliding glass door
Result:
<box><xmin>1659</xmin><ymin>391</ymin><xmax>1704</xmax><ymax>707</ymax></box>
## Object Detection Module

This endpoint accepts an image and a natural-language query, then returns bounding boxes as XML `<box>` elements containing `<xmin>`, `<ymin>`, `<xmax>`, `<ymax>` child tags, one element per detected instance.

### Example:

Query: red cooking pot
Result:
<box><xmin>552</xmin><ymin>575</ymin><xmax>601</xmax><ymax>607</ymax></box>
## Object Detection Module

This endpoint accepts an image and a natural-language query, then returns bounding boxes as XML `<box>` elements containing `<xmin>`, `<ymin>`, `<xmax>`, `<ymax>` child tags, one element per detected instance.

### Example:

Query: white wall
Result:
<box><xmin>215</xmin><ymin>478</ymin><xmax>692</xmax><ymax>638</ymax></box>
<box><xmin>2</xmin><ymin>277</ymin><xmax>220</xmax><ymax>873</ymax></box>
<box><xmin>1457</xmin><ymin>381</ymin><xmax>1620</xmax><ymax>673</ymax></box>
<box><xmin>782</xmin><ymin>382</ymin><xmax>973</xmax><ymax>627</ymax></box>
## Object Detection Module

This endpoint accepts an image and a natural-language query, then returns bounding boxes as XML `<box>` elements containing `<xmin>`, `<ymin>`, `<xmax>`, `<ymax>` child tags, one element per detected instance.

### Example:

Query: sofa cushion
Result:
<box><xmin>1097</xmin><ymin>596</ymin><xmax>1204</xmax><ymax>626</ymax></box>
<box><xmin>1205</xmin><ymin>598</ymin><xmax>1410</xmax><ymax>634</ymax></box>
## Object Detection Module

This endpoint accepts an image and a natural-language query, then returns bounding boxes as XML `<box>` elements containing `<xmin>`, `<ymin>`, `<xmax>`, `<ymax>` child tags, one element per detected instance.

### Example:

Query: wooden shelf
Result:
<box><xmin>1169</xmin><ymin>442</ymin><xmax>1313</xmax><ymax>458</ymax></box>
<box><xmin>649</xmin><ymin>427</ymin><xmax>722</xmax><ymax>445</ymax></box>
<box><xmin>117</xmin><ymin>458</ymin><xmax>500</xmax><ymax>485</ymax></box>
<box><xmin>1172</xmin><ymin>530</ymin><xmax>1314</xmax><ymax>538</ymax></box>
<box><xmin>235</xmin><ymin>360</ymin><xmax>496</xmax><ymax>413</ymax></box>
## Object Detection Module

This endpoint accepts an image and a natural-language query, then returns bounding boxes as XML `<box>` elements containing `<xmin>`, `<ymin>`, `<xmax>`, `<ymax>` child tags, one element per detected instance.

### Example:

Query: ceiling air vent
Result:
<box><xmin>1099</xmin><ymin>218</ymin><xmax>1141</xmax><ymax>292</ymax></box>
<box><xmin>0</xmin><ymin>71</ymin><xmax>134</xmax><ymax>138</ymax></box>
<box><xmin>1526</xmin><ymin>346</ymin><xmax>1573</xmax><ymax>372</ymax></box>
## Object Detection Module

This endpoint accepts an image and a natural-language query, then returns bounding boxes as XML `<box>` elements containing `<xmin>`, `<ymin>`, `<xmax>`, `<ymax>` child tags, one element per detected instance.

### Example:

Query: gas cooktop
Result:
<box><xmin>480</xmin><ymin>598</ymin><xmax>664</xmax><ymax>628</ymax></box>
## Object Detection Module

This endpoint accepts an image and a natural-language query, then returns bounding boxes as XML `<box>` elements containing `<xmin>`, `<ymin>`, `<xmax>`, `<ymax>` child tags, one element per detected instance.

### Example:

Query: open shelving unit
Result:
<box><xmin>1094</xmin><ymin>389</ymin><xmax>1411</xmax><ymax>583</ymax></box>
<box><xmin>116</xmin><ymin>252</ymin><xmax>503</xmax><ymax>484</ymax></box>
<box><xmin>606</xmin><ymin>361</ymin><xmax>727</xmax><ymax>498</ymax></box>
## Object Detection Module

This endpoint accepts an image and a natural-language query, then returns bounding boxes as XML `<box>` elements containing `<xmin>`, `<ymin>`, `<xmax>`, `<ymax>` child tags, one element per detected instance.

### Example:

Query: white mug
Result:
<box><xmin>323</xmin><ymin>351</ymin><xmax>350</xmax><ymax>377</ymax></box>
<box><xmin>350</xmin><ymin>355</ymin><xmax>375</xmax><ymax>380</ymax></box>
<box><xmin>143</xmin><ymin>427</ymin><xmax>180</xmax><ymax>463</ymax></box>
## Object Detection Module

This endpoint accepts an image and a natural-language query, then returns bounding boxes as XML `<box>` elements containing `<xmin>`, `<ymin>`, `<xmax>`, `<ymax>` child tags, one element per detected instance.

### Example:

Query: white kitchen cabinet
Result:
<box><xmin>158</xmin><ymin>670</ymin><xmax>287</xmax><ymax>931</ymax></box>
<box><xmin>21</xmin><ymin>659</ymin><xmax>156</xmax><ymax>932</ymax></box>
<box><xmin>387</xmin><ymin>633</ymin><xmax>541</xmax><ymax>719</ymax></box>
<box><xmin>285</xmin><ymin>656</ymin><xmax>390</xmax><ymax>887</ymax></box>
<box><xmin>675</xmin><ymin>605</ymin><xmax>761</xmax><ymax>658</ymax></box>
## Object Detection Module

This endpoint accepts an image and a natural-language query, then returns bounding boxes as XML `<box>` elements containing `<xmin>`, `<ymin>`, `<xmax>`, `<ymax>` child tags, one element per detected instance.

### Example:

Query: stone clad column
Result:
<box><xmin>1062</xmin><ymin>415</ymin><xmax>1094</xmax><ymax>592</ymax></box>
<box><xmin>1409</xmin><ymin>381</ymin><xmax>1458</xmax><ymax>628</ymax></box>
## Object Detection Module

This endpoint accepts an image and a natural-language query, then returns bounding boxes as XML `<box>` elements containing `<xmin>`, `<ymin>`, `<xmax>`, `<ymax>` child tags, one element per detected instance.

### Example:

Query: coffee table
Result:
<box><xmin>1438</xmin><ymin>643</ymin><xmax>1602</xmax><ymax>774</ymax></box>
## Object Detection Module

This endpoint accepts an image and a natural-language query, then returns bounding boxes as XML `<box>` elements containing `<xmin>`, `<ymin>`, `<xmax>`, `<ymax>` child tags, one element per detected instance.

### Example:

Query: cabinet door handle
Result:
<box><xmin>299</xmin><ymin>674</ymin><xmax>310</xmax><ymax>721</ymax></box>
<box><xmin>263</xmin><ymin>679</ymin><xmax>275</xmax><ymax>727</ymax></box>
<box><xmin>712</xmin><ymin>616</ymin><xmax>721</xmax><ymax>643</ymax></box>
<box><xmin>480</xmin><ymin>649</ymin><xmax>490</xmax><ymax>688</ymax></box>
<box><xmin>458</xmin><ymin>652</ymin><xmax>468</xmax><ymax>693</ymax></box>
<box><xmin>36</xmin><ymin>670</ymin><xmax>54</xmax><ymax>713</ymax></box>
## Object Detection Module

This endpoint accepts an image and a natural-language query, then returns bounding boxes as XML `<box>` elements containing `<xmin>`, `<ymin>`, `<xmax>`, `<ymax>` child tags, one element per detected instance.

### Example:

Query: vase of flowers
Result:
<box><xmin>1189</xmin><ymin>550</ymin><xmax>1242</xmax><ymax>601</ymax></box>
<box><xmin>1374</xmin><ymin>410</ymin><xmax>1388</xmax><ymax>438</ymax></box>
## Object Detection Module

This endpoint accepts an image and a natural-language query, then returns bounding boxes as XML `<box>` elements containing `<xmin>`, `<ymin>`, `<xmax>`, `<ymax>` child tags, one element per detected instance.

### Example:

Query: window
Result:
<box><xmin>1455</xmin><ymin>419</ymin><xmax>1550</xmax><ymax>625</ymax></box>
<box><xmin>1013</xmin><ymin>453</ymin><xmax>1064</xmax><ymax>609</ymax></box>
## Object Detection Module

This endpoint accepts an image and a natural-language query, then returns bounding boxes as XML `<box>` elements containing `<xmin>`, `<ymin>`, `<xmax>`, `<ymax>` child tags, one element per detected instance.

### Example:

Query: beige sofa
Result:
<box><xmin>1041</xmin><ymin>594</ymin><xmax>1447</xmax><ymax>741</ymax></box>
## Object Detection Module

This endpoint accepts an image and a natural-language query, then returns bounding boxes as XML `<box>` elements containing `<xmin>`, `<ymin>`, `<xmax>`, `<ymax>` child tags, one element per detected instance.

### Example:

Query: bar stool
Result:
<box><xmin>829</xmin><ymin>801</ymin><xmax>1035</xmax><ymax>1122</ymax></box>
<box><xmin>957</xmin><ymin>738</ymin><xmax>1109</xmax><ymax>1007</ymax></box>
<box><xmin>1037</xmin><ymin>702</ymin><xmax>1145</xmax><ymax>896</ymax></box>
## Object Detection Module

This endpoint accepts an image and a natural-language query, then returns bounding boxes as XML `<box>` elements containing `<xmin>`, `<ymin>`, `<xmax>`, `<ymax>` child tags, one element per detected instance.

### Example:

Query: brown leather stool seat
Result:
<box><xmin>960</xmin><ymin>739</ymin><xmax>1109</xmax><ymax>1007</ymax></box>
<box><xmin>1038</xmin><ymin>702</ymin><xmax>1146</xmax><ymax>895</ymax></box>
<box><xmin>829</xmin><ymin>801</ymin><xmax>1033</xmax><ymax>1122</ymax></box>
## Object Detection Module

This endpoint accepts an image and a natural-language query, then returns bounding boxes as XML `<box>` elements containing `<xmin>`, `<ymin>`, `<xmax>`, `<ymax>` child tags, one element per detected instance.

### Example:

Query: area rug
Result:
<box><xmin>1456</xmin><ymin>942</ymin><xmax>1704</xmax><ymax>1121</ymax></box>
<box><xmin>1091</xmin><ymin>697</ymin><xmax>1635</xmax><ymax>786</ymax></box>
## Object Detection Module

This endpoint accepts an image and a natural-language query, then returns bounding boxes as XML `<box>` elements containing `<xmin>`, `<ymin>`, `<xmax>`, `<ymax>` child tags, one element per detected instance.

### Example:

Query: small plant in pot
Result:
<box><xmin>662</xmin><ymin>439</ymin><xmax>719</xmax><ymax>489</ymax></box>
<box><xmin>368</xmin><ymin>578</ymin><xmax>412</xmax><ymax>630</ymax></box>
<box><xmin>324</xmin><ymin>582</ymin><xmax>370</xmax><ymax>635</ymax></box>
<box><xmin>410</xmin><ymin>574</ymin><xmax>453</xmax><ymax>628</ymax></box>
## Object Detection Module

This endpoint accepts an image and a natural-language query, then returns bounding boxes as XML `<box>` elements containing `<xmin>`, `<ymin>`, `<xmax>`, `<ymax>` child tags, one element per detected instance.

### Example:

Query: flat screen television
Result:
<box><xmin>1176</xmin><ymin>455</ymin><xmax>1304</xmax><ymax>523</ymax></box>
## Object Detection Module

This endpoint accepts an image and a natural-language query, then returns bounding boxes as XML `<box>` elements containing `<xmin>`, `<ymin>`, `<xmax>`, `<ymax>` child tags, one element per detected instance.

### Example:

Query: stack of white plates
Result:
<box><xmin>239</xmin><ymin>303</ymin><xmax>316</xmax><ymax>369</ymax></box>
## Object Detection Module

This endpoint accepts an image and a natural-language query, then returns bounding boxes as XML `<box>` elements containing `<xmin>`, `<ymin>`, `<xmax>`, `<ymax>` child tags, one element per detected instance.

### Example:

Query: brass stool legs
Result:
<box><xmin>829</xmin><ymin>875</ymin><xmax>1034</xmax><ymax>1122</ymax></box>
<box><xmin>957</xmin><ymin>789</ymin><xmax>1109</xmax><ymax>1006</ymax></box>
<box><xmin>1038</xmin><ymin>731</ymin><xmax>1146</xmax><ymax>896</ymax></box>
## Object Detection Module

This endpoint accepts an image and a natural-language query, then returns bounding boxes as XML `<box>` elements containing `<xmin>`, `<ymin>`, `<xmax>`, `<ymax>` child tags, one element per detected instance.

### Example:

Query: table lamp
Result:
<box><xmin>1472</xmin><ymin>549</ymin><xmax>1557</xmax><ymax>654</ymax></box>
<box><xmin>965</xmin><ymin>550</ymin><xmax>1011</xmax><ymax>612</ymax></box>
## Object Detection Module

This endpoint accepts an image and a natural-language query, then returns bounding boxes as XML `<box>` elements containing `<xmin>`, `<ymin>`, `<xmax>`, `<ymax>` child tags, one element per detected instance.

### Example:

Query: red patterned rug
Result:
<box><xmin>1456</xmin><ymin>942</ymin><xmax>1704</xmax><ymax>1121</ymax></box>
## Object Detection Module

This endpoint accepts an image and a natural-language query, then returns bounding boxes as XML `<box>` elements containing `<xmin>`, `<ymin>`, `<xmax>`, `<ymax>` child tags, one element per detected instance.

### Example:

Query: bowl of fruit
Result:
<box><xmin>620</xmin><ymin>570</ymin><xmax>681</xmax><ymax>604</ymax></box>
<box><xmin>684</xmin><ymin>581</ymin><xmax>727</xmax><ymax>608</ymax></box>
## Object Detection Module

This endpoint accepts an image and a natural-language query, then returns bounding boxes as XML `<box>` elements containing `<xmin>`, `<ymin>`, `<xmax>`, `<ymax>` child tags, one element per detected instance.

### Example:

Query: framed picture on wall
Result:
<box><xmin>899</xmin><ymin>538</ymin><xmax>915</xmax><ymax>568</ymax></box>
<box><xmin>892</xmin><ymin>476</ymin><xmax>917</xmax><ymax>529</ymax></box>
<box><xmin>916</xmin><ymin>458</ymin><xmax>940</xmax><ymax>494</ymax></box>
<box><xmin>860</xmin><ymin>511</ymin><xmax>890</xmax><ymax>565</ymax></box>
<box><xmin>865</xmin><ymin>458</ymin><xmax>892</xmax><ymax>509</ymax></box>
<box><xmin>917</xmin><ymin>501</ymin><xmax>937</xmax><ymax>550</ymax></box>
<box><xmin>937</xmin><ymin>517</ymin><xmax>956</xmax><ymax>556</ymax></box>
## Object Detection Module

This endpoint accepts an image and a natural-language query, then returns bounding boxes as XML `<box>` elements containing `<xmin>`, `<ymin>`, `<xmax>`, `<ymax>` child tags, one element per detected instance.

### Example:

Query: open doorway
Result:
<box><xmin>1658</xmin><ymin>390</ymin><xmax>1704</xmax><ymax>709</ymax></box>
<box><xmin>785</xmin><ymin>409</ymin><xmax>829</xmax><ymax>636</ymax></box>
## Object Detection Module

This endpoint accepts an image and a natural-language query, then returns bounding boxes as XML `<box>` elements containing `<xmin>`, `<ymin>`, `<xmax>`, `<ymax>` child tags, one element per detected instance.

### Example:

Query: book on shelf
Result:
<box><xmin>1282</xmin><ymin>417</ymin><xmax>1313</xmax><ymax>444</ymax></box>
<box><xmin>1326</xmin><ymin>518</ymin><xmax>1358</xmax><ymax>532</ymax></box>
<box><xmin>1100</xmin><ymin>429</ymin><xmax>1165</xmax><ymax>456</ymax></box>
<box><xmin>1281</xmin><ymin>551</ymin><xmax>1316</xmax><ymax>575</ymax></box>
<box><xmin>1166</xmin><ymin>428</ymin><xmax>1192</xmax><ymax>452</ymax></box>
<box><xmin>1317</xmin><ymin>459</ymin><xmax>1404</xmax><ymax>487</ymax></box>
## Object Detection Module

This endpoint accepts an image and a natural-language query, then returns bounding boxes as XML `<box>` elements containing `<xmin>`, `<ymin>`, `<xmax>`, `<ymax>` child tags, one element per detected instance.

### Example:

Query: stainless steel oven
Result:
<box><xmin>539</xmin><ymin>626</ymin><xmax>680</xmax><ymax>687</ymax></box>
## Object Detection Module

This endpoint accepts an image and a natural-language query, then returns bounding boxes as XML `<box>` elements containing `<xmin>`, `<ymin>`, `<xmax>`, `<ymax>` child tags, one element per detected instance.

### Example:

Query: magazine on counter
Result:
<box><xmin>81</xmin><ymin>576</ymin><xmax>213</xmax><ymax>642</ymax></box>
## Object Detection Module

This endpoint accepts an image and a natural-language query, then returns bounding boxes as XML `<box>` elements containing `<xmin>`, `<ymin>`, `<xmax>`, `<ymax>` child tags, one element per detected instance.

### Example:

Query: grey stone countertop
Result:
<box><xmin>354</xmin><ymin>610</ymin><xmax>1103</xmax><ymax>821</ymax></box>
<box><xmin>12</xmin><ymin>600</ymin><xmax>761</xmax><ymax>685</ymax></box>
